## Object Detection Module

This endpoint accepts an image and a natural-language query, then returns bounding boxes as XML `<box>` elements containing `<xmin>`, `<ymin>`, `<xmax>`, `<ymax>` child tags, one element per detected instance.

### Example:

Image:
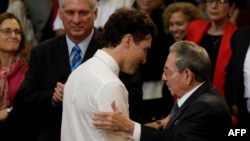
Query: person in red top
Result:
<box><xmin>186</xmin><ymin>0</ymin><xmax>237</xmax><ymax>98</ymax></box>
<box><xmin>0</xmin><ymin>12</ymin><xmax>30</xmax><ymax>141</ymax></box>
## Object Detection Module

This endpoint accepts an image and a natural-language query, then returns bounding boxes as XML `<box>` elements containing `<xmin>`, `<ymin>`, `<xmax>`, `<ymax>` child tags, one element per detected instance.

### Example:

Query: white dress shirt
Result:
<box><xmin>66</xmin><ymin>29</ymin><xmax>93</xmax><ymax>61</ymax></box>
<box><xmin>61</xmin><ymin>49</ymin><xmax>132</xmax><ymax>141</ymax></box>
<box><xmin>243</xmin><ymin>45</ymin><xmax>250</xmax><ymax>113</ymax></box>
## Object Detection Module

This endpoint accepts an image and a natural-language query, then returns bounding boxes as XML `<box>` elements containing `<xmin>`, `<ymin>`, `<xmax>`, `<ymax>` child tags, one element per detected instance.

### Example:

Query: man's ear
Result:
<box><xmin>94</xmin><ymin>8</ymin><xmax>98</xmax><ymax>20</ymax></box>
<box><xmin>59</xmin><ymin>9</ymin><xmax>63</xmax><ymax>20</ymax></box>
<box><xmin>229</xmin><ymin>3</ymin><xmax>236</xmax><ymax>17</ymax></box>
<box><xmin>185</xmin><ymin>69</ymin><xmax>194</xmax><ymax>85</ymax></box>
<box><xmin>122</xmin><ymin>34</ymin><xmax>133</xmax><ymax>49</ymax></box>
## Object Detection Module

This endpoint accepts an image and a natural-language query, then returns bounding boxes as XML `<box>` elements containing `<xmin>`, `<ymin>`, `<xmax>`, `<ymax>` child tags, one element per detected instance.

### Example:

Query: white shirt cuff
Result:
<box><xmin>132</xmin><ymin>122</ymin><xmax>141</xmax><ymax>141</ymax></box>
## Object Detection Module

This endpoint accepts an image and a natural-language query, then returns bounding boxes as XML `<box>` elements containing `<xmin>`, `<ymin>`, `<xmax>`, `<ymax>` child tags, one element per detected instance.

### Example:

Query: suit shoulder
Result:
<box><xmin>34</xmin><ymin>35</ymin><xmax>66</xmax><ymax>50</ymax></box>
<box><xmin>31</xmin><ymin>35</ymin><xmax>67</xmax><ymax>56</ymax></box>
<box><xmin>195</xmin><ymin>90</ymin><xmax>230</xmax><ymax>113</ymax></box>
<box><xmin>233</xmin><ymin>26</ymin><xmax>250</xmax><ymax>36</ymax></box>
<box><xmin>196</xmin><ymin>87</ymin><xmax>223</xmax><ymax>103</ymax></box>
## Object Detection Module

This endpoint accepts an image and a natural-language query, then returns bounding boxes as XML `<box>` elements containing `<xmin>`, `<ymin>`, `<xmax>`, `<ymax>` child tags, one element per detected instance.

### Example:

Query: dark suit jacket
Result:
<box><xmin>224</xmin><ymin>26</ymin><xmax>250</xmax><ymax>134</ymax></box>
<box><xmin>140</xmin><ymin>81</ymin><xmax>232</xmax><ymax>141</ymax></box>
<box><xmin>8</xmin><ymin>30</ymin><xmax>102</xmax><ymax>141</ymax></box>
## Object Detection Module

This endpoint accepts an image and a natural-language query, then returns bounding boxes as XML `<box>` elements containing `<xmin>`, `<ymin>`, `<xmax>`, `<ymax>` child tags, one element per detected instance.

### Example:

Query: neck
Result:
<box><xmin>208</xmin><ymin>19</ymin><xmax>229</xmax><ymax>35</ymax></box>
<box><xmin>102</xmin><ymin>47</ymin><xmax>122</xmax><ymax>67</ymax></box>
<box><xmin>0</xmin><ymin>53</ymin><xmax>15</xmax><ymax>68</ymax></box>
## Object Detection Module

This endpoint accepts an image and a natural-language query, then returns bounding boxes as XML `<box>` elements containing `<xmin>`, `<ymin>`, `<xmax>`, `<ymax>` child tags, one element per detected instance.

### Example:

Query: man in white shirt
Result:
<box><xmin>61</xmin><ymin>7</ymin><xmax>156</xmax><ymax>141</ymax></box>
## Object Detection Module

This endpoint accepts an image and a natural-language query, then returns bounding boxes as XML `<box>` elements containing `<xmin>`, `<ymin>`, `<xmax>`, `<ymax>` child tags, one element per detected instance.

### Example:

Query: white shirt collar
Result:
<box><xmin>66</xmin><ymin>29</ymin><xmax>94</xmax><ymax>58</ymax></box>
<box><xmin>94</xmin><ymin>49</ymin><xmax>120</xmax><ymax>76</ymax></box>
<box><xmin>177</xmin><ymin>82</ymin><xmax>205</xmax><ymax>108</ymax></box>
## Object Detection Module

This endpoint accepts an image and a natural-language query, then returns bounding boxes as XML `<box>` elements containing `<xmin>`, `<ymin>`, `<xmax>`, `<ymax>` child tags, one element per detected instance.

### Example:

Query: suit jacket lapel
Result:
<box><xmin>52</xmin><ymin>30</ymin><xmax>101</xmax><ymax>81</ymax></box>
<box><xmin>166</xmin><ymin>81</ymin><xmax>213</xmax><ymax>128</ymax></box>
<box><xmin>54</xmin><ymin>35</ymin><xmax>71</xmax><ymax>81</ymax></box>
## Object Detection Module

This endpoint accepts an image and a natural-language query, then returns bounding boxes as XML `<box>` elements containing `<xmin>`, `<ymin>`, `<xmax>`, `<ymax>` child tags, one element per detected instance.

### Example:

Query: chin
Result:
<box><xmin>175</xmin><ymin>38</ymin><xmax>182</xmax><ymax>41</ymax></box>
<box><xmin>128</xmin><ymin>70</ymin><xmax>135</xmax><ymax>75</ymax></box>
<box><xmin>124</xmin><ymin>69</ymin><xmax>135</xmax><ymax>75</ymax></box>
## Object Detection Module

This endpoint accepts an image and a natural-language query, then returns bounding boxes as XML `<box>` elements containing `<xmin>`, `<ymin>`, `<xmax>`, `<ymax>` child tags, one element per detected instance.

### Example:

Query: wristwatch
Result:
<box><xmin>156</xmin><ymin>120</ymin><xmax>163</xmax><ymax>130</ymax></box>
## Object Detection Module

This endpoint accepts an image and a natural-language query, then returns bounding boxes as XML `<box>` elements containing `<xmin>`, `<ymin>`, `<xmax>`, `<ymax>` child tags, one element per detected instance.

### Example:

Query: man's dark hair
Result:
<box><xmin>102</xmin><ymin>7</ymin><xmax>157</xmax><ymax>48</ymax></box>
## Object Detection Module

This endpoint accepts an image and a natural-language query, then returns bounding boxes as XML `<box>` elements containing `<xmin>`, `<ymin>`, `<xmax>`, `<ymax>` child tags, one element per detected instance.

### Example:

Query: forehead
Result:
<box><xmin>166</xmin><ymin>52</ymin><xmax>176</xmax><ymax>68</ymax></box>
<box><xmin>170</xmin><ymin>12</ymin><xmax>186</xmax><ymax>20</ymax></box>
<box><xmin>206</xmin><ymin>0</ymin><xmax>230</xmax><ymax>6</ymax></box>
<box><xmin>63</xmin><ymin>0</ymin><xmax>91</xmax><ymax>9</ymax></box>
<box><xmin>0</xmin><ymin>19</ymin><xmax>20</xmax><ymax>28</ymax></box>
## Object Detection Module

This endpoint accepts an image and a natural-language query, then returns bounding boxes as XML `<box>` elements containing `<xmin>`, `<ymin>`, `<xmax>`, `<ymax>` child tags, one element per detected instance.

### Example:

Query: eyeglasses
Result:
<box><xmin>163</xmin><ymin>68</ymin><xmax>180</xmax><ymax>78</ymax></box>
<box><xmin>0</xmin><ymin>28</ymin><xmax>22</xmax><ymax>36</ymax></box>
<box><xmin>206</xmin><ymin>0</ymin><xmax>229</xmax><ymax>4</ymax></box>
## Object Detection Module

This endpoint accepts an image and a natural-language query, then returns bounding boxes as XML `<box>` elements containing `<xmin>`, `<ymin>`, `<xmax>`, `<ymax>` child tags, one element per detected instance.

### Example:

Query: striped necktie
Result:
<box><xmin>71</xmin><ymin>45</ymin><xmax>82</xmax><ymax>71</ymax></box>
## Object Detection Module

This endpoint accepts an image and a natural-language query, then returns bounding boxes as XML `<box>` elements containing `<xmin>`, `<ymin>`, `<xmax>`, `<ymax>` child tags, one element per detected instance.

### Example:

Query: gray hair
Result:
<box><xmin>58</xmin><ymin>0</ymin><xmax>97</xmax><ymax>10</ymax></box>
<box><xmin>169</xmin><ymin>41</ymin><xmax>211</xmax><ymax>82</ymax></box>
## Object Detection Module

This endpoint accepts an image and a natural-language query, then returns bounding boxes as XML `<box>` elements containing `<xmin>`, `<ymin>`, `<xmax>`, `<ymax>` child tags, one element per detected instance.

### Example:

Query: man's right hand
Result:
<box><xmin>92</xmin><ymin>101</ymin><xmax>135</xmax><ymax>135</ymax></box>
<box><xmin>52</xmin><ymin>82</ymin><xmax>64</xmax><ymax>103</ymax></box>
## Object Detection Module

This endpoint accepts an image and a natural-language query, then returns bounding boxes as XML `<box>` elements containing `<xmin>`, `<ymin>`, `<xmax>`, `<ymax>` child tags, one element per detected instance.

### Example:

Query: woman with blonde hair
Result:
<box><xmin>163</xmin><ymin>2</ymin><xmax>206</xmax><ymax>41</ymax></box>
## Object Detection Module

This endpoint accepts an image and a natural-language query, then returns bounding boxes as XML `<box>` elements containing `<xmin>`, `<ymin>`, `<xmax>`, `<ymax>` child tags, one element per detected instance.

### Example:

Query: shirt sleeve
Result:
<box><xmin>132</xmin><ymin>122</ymin><xmax>141</xmax><ymax>141</ymax></box>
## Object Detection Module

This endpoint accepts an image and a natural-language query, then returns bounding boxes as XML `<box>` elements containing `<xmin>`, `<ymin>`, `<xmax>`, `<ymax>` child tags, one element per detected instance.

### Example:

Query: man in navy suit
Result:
<box><xmin>92</xmin><ymin>41</ymin><xmax>232</xmax><ymax>141</ymax></box>
<box><xmin>224</xmin><ymin>26</ymin><xmax>250</xmax><ymax>140</ymax></box>
<box><xmin>8</xmin><ymin>0</ymin><xmax>101</xmax><ymax>141</ymax></box>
